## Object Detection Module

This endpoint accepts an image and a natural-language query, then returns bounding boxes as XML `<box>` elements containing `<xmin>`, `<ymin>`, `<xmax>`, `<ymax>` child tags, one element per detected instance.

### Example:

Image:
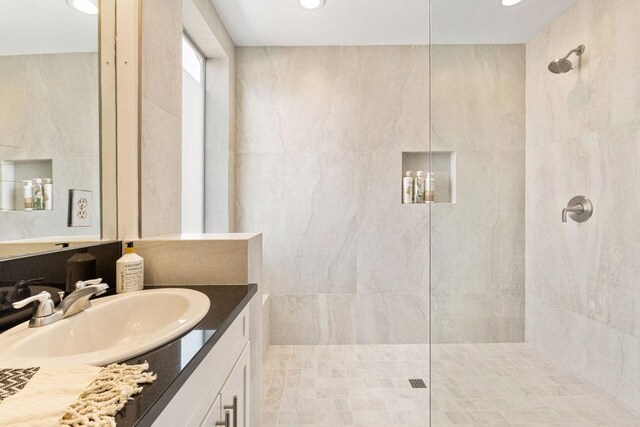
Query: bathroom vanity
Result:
<box><xmin>114</xmin><ymin>285</ymin><xmax>257</xmax><ymax>427</ymax></box>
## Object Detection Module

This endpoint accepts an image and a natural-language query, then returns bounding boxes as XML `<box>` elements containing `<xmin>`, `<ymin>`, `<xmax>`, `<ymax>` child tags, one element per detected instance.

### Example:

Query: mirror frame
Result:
<box><xmin>100</xmin><ymin>0</ymin><xmax>118</xmax><ymax>241</ymax></box>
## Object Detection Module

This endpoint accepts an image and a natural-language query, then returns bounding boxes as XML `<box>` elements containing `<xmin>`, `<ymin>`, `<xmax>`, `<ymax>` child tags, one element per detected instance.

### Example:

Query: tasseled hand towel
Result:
<box><xmin>0</xmin><ymin>363</ymin><xmax>156</xmax><ymax>427</ymax></box>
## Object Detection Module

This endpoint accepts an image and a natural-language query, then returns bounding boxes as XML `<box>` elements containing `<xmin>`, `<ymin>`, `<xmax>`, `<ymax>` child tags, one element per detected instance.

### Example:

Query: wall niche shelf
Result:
<box><xmin>401</xmin><ymin>151</ymin><xmax>456</xmax><ymax>204</ymax></box>
<box><xmin>0</xmin><ymin>159</ymin><xmax>53</xmax><ymax>211</ymax></box>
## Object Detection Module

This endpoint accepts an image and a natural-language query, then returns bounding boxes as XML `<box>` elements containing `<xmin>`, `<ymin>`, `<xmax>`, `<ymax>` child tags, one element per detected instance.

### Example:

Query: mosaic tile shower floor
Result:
<box><xmin>262</xmin><ymin>343</ymin><xmax>640</xmax><ymax>426</ymax></box>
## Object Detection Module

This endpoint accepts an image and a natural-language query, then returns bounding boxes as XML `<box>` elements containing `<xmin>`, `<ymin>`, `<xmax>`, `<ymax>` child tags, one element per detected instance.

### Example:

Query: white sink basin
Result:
<box><xmin>0</xmin><ymin>288</ymin><xmax>210</xmax><ymax>367</ymax></box>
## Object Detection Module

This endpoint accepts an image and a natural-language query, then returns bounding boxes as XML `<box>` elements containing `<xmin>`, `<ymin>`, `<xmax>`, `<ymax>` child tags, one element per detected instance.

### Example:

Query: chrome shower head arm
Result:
<box><xmin>563</xmin><ymin>45</ymin><xmax>586</xmax><ymax>59</ymax></box>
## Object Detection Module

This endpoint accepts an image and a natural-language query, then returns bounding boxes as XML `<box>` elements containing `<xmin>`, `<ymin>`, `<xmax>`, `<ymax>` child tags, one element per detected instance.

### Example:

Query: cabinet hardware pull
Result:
<box><xmin>215</xmin><ymin>410</ymin><xmax>230</xmax><ymax>427</ymax></box>
<box><xmin>224</xmin><ymin>396</ymin><xmax>238</xmax><ymax>426</ymax></box>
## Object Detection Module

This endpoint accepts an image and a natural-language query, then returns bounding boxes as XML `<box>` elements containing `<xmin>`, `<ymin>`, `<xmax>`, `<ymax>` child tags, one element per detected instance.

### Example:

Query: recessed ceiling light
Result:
<box><xmin>499</xmin><ymin>0</ymin><xmax>523</xmax><ymax>6</ymax></box>
<box><xmin>299</xmin><ymin>0</ymin><xmax>325</xmax><ymax>11</ymax></box>
<box><xmin>67</xmin><ymin>0</ymin><xmax>99</xmax><ymax>15</ymax></box>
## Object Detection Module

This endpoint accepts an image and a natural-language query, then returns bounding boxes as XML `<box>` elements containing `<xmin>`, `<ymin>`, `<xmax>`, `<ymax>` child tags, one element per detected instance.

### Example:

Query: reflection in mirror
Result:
<box><xmin>0</xmin><ymin>0</ymin><xmax>100</xmax><ymax>243</ymax></box>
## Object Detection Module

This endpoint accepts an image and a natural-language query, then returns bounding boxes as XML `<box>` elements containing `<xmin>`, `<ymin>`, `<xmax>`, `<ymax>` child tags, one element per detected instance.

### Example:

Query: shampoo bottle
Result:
<box><xmin>116</xmin><ymin>242</ymin><xmax>144</xmax><ymax>293</ymax></box>
<box><xmin>428</xmin><ymin>172</ymin><xmax>436</xmax><ymax>202</ymax></box>
<box><xmin>414</xmin><ymin>171</ymin><xmax>426</xmax><ymax>203</ymax></box>
<box><xmin>403</xmin><ymin>171</ymin><xmax>414</xmax><ymax>204</ymax></box>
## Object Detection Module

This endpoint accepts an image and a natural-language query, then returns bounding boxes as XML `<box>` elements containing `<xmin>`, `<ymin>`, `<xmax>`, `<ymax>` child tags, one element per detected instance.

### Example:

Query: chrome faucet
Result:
<box><xmin>12</xmin><ymin>279</ymin><xmax>109</xmax><ymax>328</ymax></box>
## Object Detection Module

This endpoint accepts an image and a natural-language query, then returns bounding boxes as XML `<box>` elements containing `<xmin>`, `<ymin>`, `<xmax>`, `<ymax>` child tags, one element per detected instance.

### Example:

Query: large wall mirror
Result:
<box><xmin>0</xmin><ymin>0</ymin><xmax>116</xmax><ymax>258</ymax></box>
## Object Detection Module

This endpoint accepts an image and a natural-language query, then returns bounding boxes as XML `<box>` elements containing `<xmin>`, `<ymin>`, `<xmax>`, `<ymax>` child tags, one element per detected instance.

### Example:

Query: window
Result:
<box><xmin>182</xmin><ymin>36</ymin><xmax>203</xmax><ymax>83</ymax></box>
<box><xmin>181</xmin><ymin>34</ymin><xmax>205</xmax><ymax>233</ymax></box>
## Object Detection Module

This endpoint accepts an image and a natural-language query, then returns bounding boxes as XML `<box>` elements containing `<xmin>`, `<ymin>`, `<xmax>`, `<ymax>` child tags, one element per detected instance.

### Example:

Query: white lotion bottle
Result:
<box><xmin>403</xmin><ymin>171</ymin><xmax>414</xmax><ymax>204</ymax></box>
<box><xmin>116</xmin><ymin>242</ymin><xmax>144</xmax><ymax>293</ymax></box>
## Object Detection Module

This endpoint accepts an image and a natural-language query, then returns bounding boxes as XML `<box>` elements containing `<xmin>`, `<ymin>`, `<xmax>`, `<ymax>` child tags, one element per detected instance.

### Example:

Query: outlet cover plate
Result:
<box><xmin>68</xmin><ymin>189</ymin><xmax>92</xmax><ymax>227</ymax></box>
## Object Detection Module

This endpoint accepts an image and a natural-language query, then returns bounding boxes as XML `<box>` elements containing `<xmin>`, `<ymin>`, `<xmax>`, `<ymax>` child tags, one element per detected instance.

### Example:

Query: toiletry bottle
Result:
<box><xmin>43</xmin><ymin>178</ymin><xmax>53</xmax><ymax>210</ymax></box>
<box><xmin>403</xmin><ymin>171</ymin><xmax>414</xmax><ymax>204</ymax></box>
<box><xmin>66</xmin><ymin>248</ymin><xmax>97</xmax><ymax>294</ymax></box>
<box><xmin>428</xmin><ymin>172</ymin><xmax>436</xmax><ymax>202</ymax></box>
<box><xmin>116</xmin><ymin>242</ymin><xmax>144</xmax><ymax>293</ymax></box>
<box><xmin>22</xmin><ymin>180</ymin><xmax>33</xmax><ymax>211</ymax></box>
<box><xmin>33</xmin><ymin>178</ymin><xmax>44</xmax><ymax>210</ymax></box>
<box><xmin>414</xmin><ymin>171</ymin><xmax>426</xmax><ymax>203</ymax></box>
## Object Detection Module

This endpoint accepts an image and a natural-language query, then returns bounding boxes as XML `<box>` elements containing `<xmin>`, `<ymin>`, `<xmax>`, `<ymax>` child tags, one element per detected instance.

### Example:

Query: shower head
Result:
<box><xmin>548</xmin><ymin>45</ymin><xmax>586</xmax><ymax>74</ymax></box>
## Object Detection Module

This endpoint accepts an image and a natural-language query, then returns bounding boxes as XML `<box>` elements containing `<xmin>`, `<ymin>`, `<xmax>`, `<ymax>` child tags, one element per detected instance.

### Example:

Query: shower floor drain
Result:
<box><xmin>409</xmin><ymin>379</ymin><xmax>427</xmax><ymax>389</ymax></box>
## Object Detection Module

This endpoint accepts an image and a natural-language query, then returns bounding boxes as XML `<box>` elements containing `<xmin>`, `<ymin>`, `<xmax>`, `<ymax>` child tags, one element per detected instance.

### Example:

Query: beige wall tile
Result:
<box><xmin>134</xmin><ymin>238</ymin><xmax>249</xmax><ymax>285</ymax></box>
<box><xmin>236</xmin><ymin>45</ymin><xmax>525</xmax><ymax>345</ymax></box>
<box><xmin>526</xmin><ymin>0</ymin><xmax>640</xmax><ymax>412</ymax></box>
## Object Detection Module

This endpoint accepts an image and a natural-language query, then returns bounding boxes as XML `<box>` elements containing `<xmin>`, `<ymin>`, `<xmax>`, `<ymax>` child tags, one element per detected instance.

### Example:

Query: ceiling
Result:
<box><xmin>432</xmin><ymin>0</ymin><xmax>578</xmax><ymax>44</ymax></box>
<box><xmin>0</xmin><ymin>0</ymin><xmax>98</xmax><ymax>56</ymax></box>
<box><xmin>211</xmin><ymin>0</ymin><xmax>578</xmax><ymax>46</ymax></box>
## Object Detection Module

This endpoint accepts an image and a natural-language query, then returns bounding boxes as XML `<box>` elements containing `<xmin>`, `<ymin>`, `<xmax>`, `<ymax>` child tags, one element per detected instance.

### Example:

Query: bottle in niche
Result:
<box><xmin>43</xmin><ymin>178</ymin><xmax>53</xmax><ymax>210</ymax></box>
<box><xmin>32</xmin><ymin>178</ymin><xmax>44</xmax><ymax>210</ymax></box>
<box><xmin>414</xmin><ymin>171</ymin><xmax>426</xmax><ymax>203</ymax></box>
<box><xmin>426</xmin><ymin>172</ymin><xmax>436</xmax><ymax>202</ymax></box>
<box><xmin>22</xmin><ymin>180</ymin><xmax>33</xmax><ymax>211</ymax></box>
<box><xmin>403</xmin><ymin>171</ymin><xmax>414</xmax><ymax>204</ymax></box>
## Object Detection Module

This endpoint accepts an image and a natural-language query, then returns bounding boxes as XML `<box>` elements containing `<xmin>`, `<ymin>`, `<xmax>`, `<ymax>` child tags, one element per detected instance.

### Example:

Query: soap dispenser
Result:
<box><xmin>66</xmin><ymin>248</ymin><xmax>97</xmax><ymax>294</ymax></box>
<box><xmin>116</xmin><ymin>242</ymin><xmax>144</xmax><ymax>293</ymax></box>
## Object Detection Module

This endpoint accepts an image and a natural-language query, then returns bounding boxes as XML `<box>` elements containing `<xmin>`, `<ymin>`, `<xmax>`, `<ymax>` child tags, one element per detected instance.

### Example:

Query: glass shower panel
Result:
<box><xmin>235</xmin><ymin>2</ymin><xmax>433</xmax><ymax>425</ymax></box>
<box><xmin>430</xmin><ymin>0</ymin><xmax>640</xmax><ymax>424</ymax></box>
<box><xmin>429</xmin><ymin>2</ymin><xmax>542</xmax><ymax>423</ymax></box>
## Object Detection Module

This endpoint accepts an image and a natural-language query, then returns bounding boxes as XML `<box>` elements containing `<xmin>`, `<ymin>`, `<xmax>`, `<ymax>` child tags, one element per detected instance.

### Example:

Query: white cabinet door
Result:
<box><xmin>153</xmin><ymin>307</ymin><xmax>250</xmax><ymax>427</ymax></box>
<box><xmin>200</xmin><ymin>393</ymin><xmax>222</xmax><ymax>427</ymax></box>
<box><xmin>219</xmin><ymin>342</ymin><xmax>251</xmax><ymax>427</ymax></box>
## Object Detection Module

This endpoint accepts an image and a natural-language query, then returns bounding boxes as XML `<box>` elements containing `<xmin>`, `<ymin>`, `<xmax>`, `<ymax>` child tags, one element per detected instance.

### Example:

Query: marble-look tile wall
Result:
<box><xmin>235</xmin><ymin>45</ymin><xmax>525</xmax><ymax>344</ymax></box>
<box><xmin>0</xmin><ymin>53</ymin><xmax>100</xmax><ymax>241</ymax></box>
<box><xmin>139</xmin><ymin>0</ymin><xmax>237</xmax><ymax>238</ymax></box>
<box><xmin>140</xmin><ymin>0</ymin><xmax>182</xmax><ymax>238</ymax></box>
<box><xmin>526</xmin><ymin>0</ymin><xmax>640</xmax><ymax>413</ymax></box>
<box><xmin>431</xmin><ymin>45</ymin><xmax>526</xmax><ymax>343</ymax></box>
<box><xmin>236</xmin><ymin>46</ymin><xmax>430</xmax><ymax>345</ymax></box>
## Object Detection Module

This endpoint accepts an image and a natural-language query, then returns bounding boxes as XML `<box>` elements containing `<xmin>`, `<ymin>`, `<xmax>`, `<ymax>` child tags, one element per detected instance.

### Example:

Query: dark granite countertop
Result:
<box><xmin>114</xmin><ymin>284</ymin><xmax>257</xmax><ymax>427</ymax></box>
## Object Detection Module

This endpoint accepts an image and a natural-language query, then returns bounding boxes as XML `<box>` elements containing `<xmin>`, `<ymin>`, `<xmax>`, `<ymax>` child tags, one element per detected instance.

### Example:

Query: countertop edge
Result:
<box><xmin>134</xmin><ymin>284</ymin><xmax>258</xmax><ymax>426</ymax></box>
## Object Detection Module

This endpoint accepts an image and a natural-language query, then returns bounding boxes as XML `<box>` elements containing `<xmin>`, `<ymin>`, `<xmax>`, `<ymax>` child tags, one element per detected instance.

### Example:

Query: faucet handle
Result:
<box><xmin>74</xmin><ymin>278</ymin><xmax>104</xmax><ymax>291</ymax></box>
<box><xmin>12</xmin><ymin>291</ymin><xmax>55</xmax><ymax>318</ymax></box>
<box><xmin>15</xmin><ymin>277</ymin><xmax>45</xmax><ymax>286</ymax></box>
<box><xmin>91</xmin><ymin>283</ymin><xmax>109</xmax><ymax>296</ymax></box>
<box><xmin>11</xmin><ymin>277</ymin><xmax>46</xmax><ymax>302</ymax></box>
<box><xmin>75</xmin><ymin>280</ymin><xmax>109</xmax><ymax>297</ymax></box>
<box><xmin>562</xmin><ymin>196</ymin><xmax>593</xmax><ymax>223</ymax></box>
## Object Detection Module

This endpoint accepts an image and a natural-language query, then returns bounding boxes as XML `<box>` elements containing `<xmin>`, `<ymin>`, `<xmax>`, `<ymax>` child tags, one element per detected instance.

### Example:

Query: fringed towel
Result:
<box><xmin>0</xmin><ymin>363</ymin><xmax>156</xmax><ymax>427</ymax></box>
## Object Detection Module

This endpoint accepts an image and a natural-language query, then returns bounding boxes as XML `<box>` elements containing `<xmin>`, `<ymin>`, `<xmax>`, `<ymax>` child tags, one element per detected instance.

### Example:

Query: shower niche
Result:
<box><xmin>0</xmin><ymin>159</ymin><xmax>53</xmax><ymax>211</ymax></box>
<box><xmin>402</xmin><ymin>151</ymin><xmax>456</xmax><ymax>204</ymax></box>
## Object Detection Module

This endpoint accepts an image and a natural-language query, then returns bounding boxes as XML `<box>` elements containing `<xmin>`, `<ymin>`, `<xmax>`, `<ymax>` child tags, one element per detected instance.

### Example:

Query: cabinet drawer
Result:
<box><xmin>153</xmin><ymin>307</ymin><xmax>250</xmax><ymax>427</ymax></box>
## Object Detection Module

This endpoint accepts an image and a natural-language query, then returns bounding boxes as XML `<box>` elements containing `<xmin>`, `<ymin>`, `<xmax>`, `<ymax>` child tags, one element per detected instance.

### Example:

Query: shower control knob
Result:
<box><xmin>562</xmin><ymin>195</ymin><xmax>593</xmax><ymax>223</ymax></box>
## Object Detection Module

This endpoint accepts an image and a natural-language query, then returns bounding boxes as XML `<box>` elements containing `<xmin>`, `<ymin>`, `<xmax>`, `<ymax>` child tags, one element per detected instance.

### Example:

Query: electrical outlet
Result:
<box><xmin>68</xmin><ymin>189</ymin><xmax>92</xmax><ymax>227</ymax></box>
